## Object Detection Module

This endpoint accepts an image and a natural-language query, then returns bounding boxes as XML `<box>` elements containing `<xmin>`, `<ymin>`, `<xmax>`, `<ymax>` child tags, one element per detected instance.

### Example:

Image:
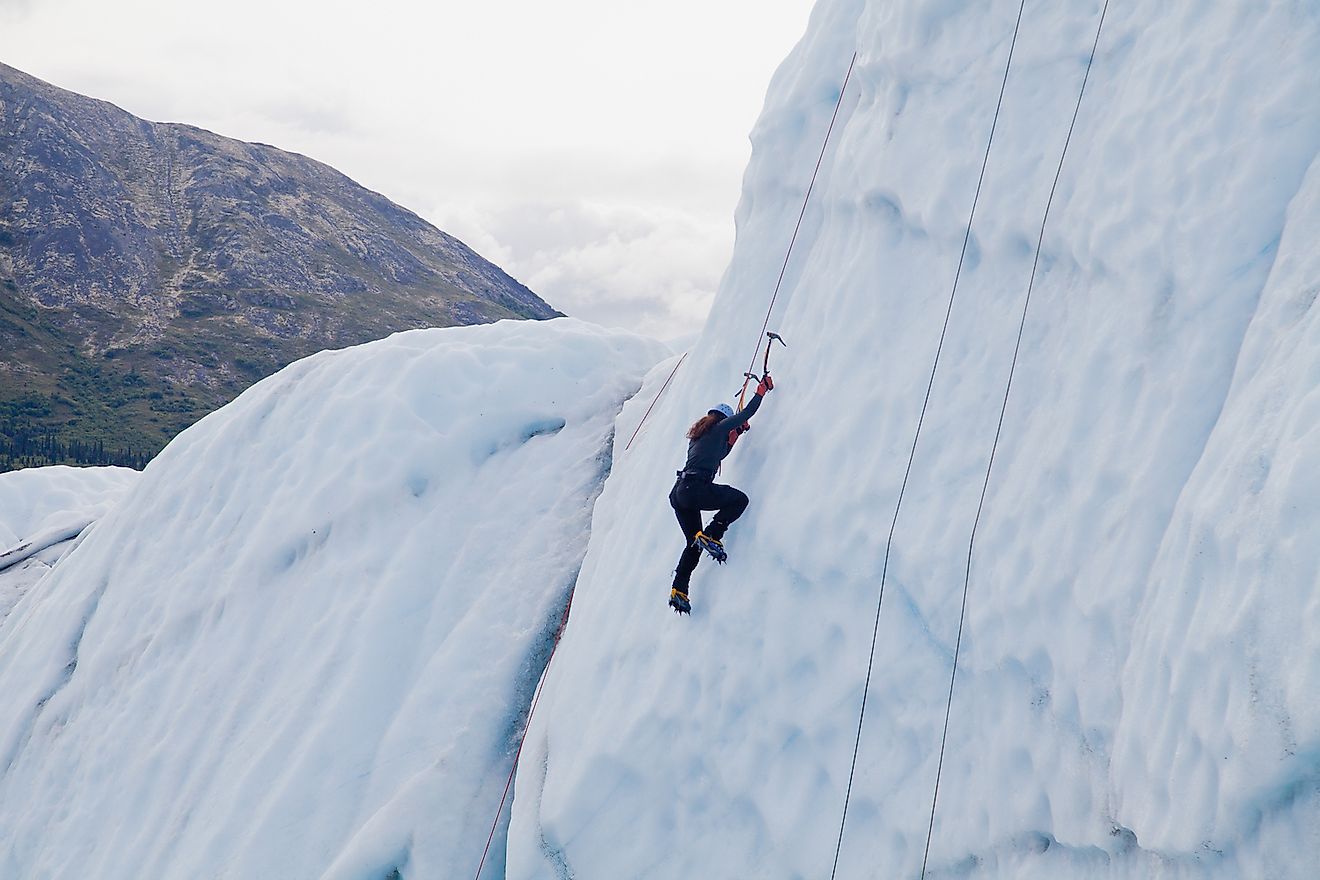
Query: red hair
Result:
<box><xmin>686</xmin><ymin>412</ymin><xmax>722</xmax><ymax>440</ymax></box>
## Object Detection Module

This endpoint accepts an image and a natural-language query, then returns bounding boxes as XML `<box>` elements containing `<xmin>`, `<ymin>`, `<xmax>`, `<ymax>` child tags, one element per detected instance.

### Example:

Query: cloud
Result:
<box><xmin>429</xmin><ymin>198</ymin><xmax>731</xmax><ymax>345</ymax></box>
<box><xmin>0</xmin><ymin>0</ymin><xmax>814</xmax><ymax>346</ymax></box>
<box><xmin>0</xmin><ymin>0</ymin><xmax>32</xmax><ymax>23</ymax></box>
<box><xmin>257</xmin><ymin>99</ymin><xmax>357</xmax><ymax>137</ymax></box>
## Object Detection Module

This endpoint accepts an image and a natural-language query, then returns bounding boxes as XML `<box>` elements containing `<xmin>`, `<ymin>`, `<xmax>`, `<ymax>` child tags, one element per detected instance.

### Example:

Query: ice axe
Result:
<box><xmin>763</xmin><ymin>332</ymin><xmax>786</xmax><ymax>375</ymax></box>
<box><xmin>738</xmin><ymin>331</ymin><xmax>787</xmax><ymax>407</ymax></box>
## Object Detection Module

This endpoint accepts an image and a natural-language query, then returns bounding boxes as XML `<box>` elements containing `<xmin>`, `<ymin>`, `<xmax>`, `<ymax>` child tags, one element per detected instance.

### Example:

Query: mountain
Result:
<box><xmin>0</xmin><ymin>62</ymin><xmax>559</xmax><ymax>470</ymax></box>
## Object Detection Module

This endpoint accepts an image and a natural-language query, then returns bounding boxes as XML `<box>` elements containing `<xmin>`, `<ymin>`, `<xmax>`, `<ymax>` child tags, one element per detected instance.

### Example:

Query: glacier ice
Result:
<box><xmin>0</xmin><ymin>318</ymin><xmax>666</xmax><ymax>878</ymax></box>
<box><xmin>506</xmin><ymin>1</ymin><xmax>1320</xmax><ymax>877</ymax></box>
<box><xmin>1</xmin><ymin>0</ymin><xmax>1318</xmax><ymax>876</ymax></box>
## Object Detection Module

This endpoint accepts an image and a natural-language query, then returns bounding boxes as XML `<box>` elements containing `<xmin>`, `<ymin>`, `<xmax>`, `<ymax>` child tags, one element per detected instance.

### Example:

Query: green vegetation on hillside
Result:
<box><xmin>0</xmin><ymin>278</ymin><xmax>205</xmax><ymax>470</ymax></box>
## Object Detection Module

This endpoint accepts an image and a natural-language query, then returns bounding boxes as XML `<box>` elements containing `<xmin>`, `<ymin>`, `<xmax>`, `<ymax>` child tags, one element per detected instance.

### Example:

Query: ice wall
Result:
<box><xmin>0</xmin><ymin>318</ymin><xmax>665</xmax><ymax>879</ymax></box>
<box><xmin>508</xmin><ymin>1</ymin><xmax>1320</xmax><ymax>877</ymax></box>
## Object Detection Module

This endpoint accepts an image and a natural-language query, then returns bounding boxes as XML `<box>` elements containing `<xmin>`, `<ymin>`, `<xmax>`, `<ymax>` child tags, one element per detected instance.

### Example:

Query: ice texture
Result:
<box><xmin>0</xmin><ymin>465</ymin><xmax>138</xmax><ymax>624</ymax></box>
<box><xmin>2</xmin><ymin>0</ymin><xmax>1318</xmax><ymax>876</ymax></box>
<box><xmin>0</xmin><ymin>318</ymin><xmax>666</xmax><ymax>879</ymax></box>
<box><xmin>506</xmin><ymin>1</ymin><xmax>1320</xmax><ymax>877</ymax></box>
<box><xmin>0</xmin><ymin>464</ymin><xmax>137</xmax><ymax>551</ymax></box>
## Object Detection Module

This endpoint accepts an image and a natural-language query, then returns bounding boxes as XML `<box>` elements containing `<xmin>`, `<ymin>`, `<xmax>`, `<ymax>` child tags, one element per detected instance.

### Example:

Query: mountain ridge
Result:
<box><xmin>0</xmin><ymin>62</ymin><xmax>560</xmax><ymax>469</ymax></box>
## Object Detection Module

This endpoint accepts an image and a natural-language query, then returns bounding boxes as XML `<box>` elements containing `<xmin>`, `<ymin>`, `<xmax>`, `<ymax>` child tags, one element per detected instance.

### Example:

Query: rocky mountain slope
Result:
<box><xmin>0</xmin><ymin>62</ymin><xmax>559</xmax><ymax>469</ymax></box>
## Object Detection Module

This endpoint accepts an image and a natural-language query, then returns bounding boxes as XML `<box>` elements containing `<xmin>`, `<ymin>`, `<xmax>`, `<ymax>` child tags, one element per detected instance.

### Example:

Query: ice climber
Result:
<box><xmin>668</xmin><ymin>373</ymin><xmax>774</xmax><ymax>614</ymax></box>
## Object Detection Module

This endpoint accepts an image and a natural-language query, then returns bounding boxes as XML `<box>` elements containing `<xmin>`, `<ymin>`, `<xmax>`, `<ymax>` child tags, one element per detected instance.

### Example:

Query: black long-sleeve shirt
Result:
<box><xmin>678</xmin><ymin>392</ymin><xmax>763</xmax><ymax>480</ymax></box>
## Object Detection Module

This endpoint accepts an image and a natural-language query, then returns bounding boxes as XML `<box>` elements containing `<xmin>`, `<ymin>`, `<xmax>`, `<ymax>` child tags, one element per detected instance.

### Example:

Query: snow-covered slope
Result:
<box><xmin>0</xmin><ymin>465</ymin><xmax>138</xmax><ymax>624</ymax></box>
<box><xmin>507</xmin><ymin>2</ymin><xmax>1320</xmax><ymax>877</ymax></box>
<box><xmin>0</xmin><ymin>464</ymin><xmax>137</xmax><ymax>553</ymax></box>
<box><xmin>0</xmin><ymin>318</ymin><xmax>665</xmax><ymax>879</ymax></box>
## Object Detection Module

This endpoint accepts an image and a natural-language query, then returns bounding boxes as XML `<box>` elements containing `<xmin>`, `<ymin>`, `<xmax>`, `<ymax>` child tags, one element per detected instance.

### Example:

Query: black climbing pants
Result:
<box><xmin>669</xmin><ymin>475</ymin><xmax>749</xmax><ymax>589</ymax></box>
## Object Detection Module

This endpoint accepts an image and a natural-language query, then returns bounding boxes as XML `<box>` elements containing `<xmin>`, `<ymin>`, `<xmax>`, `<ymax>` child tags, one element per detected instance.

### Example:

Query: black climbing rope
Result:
<box><xmin>918</xmin><ymin>3</ymin><xmax>1111</xmax><ymax>877</ymax></box>
<box><xmin>830</xmin><ymin>2</ymin><xmax>1029</xmax><ymax>875</ymax></box>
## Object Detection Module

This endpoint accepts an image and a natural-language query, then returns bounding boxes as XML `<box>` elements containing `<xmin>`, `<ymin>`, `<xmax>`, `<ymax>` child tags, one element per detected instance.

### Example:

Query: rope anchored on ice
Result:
<box><xmin>474</xmin><ymin>590</ymin><xmax>575</xmax><ymax>880</ymax></box>
<box><xmin>665</xmin><ymin>52</ymin><xmax>854</xmax><ymax>618</ymax></box>
<box><xmin>830</xmin><ymin>0</ymin><xmax>1029</xmax><ymax>874</ymax></box>
<box><xmin>624</xmin><ymin>351</ymin><xmax>688</xmax><ymax>452</ymax></box>
<box><xmin>918</xmin><ymin>4</ymin><xmax>1112</xmax><ymax>877</ymax></box>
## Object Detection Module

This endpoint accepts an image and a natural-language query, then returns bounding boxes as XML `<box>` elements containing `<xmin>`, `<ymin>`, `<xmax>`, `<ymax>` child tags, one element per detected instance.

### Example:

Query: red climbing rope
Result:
<box><xmin>624</xmin><ymin>352</ymin><xmax>689</xmax><ymax>451</ymax></box>
<box><xmin>473</xmin><ymin>591</ymin><xmax>575</xmax><ymax>879</ymax></box>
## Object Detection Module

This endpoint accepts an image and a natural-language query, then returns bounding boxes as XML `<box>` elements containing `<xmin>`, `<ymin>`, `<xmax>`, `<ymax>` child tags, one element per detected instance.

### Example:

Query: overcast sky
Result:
<box><xmin>0</xmin><ymin>0</ymin><xmax>815</xmax><ymax>344</ymax></box>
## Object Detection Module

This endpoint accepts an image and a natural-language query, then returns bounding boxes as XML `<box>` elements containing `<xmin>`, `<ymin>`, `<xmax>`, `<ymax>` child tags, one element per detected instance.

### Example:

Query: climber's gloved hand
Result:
<box><xmin>757</xmin><ymin>373</ymin><xmax>774</xmax><ymax>395</ymax></box>
<box><xmin>728</xmin><ymin>422</ymin><xmax>752</xmax><ymax>448</ymax></box>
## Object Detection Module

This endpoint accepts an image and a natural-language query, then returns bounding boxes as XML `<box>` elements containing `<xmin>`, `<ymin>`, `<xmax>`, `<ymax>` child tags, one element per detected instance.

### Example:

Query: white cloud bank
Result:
<box><xmin>0</xmin><ymin>0</ymin><xmax>815</xmax><ymax>341</ymax></box>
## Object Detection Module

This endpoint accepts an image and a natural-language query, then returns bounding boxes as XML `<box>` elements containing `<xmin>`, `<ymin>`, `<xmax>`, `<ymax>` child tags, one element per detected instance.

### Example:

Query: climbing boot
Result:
<box><xmin>669</xmin><ymin>587</ymin><xmax>692</xmax><ymax>615</ymax></box>
<box><xmin>692</xmin><ymin>530</ymin><xmax>727</xmax><ymax>564</ymax></box>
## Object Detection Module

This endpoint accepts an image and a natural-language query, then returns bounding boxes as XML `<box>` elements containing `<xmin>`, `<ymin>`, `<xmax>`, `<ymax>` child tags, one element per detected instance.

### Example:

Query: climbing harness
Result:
<box><xmin>830</xmin><ymin>1</ymin><xmax>1030</xmax><ymax>873</ymax></box>
<box><xmin>918</xmin><ymin>4</ymin><xmax>1111</xmax><ymax>877</ymax></box>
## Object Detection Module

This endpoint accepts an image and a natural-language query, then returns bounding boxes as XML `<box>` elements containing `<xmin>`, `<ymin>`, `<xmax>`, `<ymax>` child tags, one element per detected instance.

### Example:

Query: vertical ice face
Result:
<box><xmin>0</xmin><ymin>318</ymin><xmax>667</xmax><ymax>879</ymax></box>
<box><xmin>509</xmin><ymin>1</ymin><xmax>1320</xmax><ymax>877</ymax></box>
